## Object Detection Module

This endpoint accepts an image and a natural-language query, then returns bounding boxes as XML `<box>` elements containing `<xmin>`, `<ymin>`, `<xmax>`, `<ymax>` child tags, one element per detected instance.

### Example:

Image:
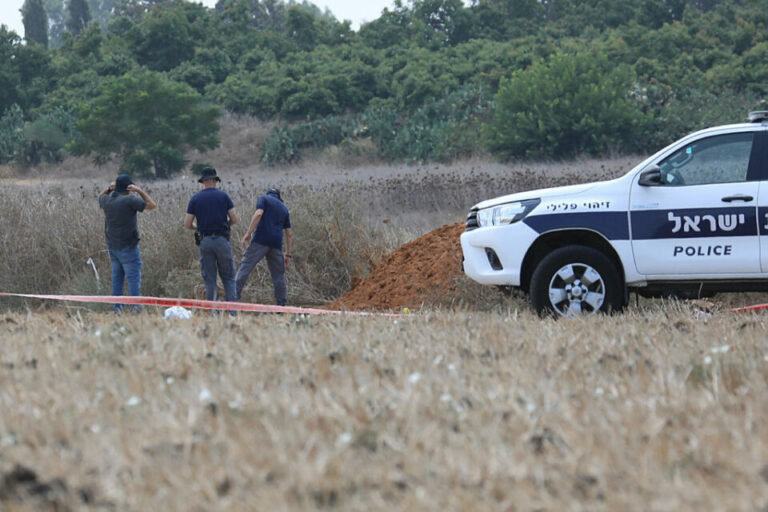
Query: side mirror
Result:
<box><xmin>638</xmin><ymin>165</ymin><xmax>662</xmax><ymax>187</ymax></box>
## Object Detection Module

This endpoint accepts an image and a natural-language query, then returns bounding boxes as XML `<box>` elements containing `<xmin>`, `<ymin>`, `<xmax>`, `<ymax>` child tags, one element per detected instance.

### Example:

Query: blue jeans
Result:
<box><xmin>109</xmin><ymin>244</ymin><xmax>142</xmax><ymax>313</ymax></box>
<box><xmin>199</xmin><ymin>235</ymin><xmax>237</xmax><ymax>313</ymax></box>
<box><xmin>235</xmin><ymin>242</ymin><xmax>287</xmax><ymax>305</ymax></box>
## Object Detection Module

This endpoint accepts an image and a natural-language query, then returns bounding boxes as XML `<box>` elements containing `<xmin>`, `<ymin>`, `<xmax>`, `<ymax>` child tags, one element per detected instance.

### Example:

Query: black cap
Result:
<box><xmin>198</xmin><ymin>166</ymin><xmax>221</xmax><ymax>183</ymax></box>
<box><xmin>267</xmin><ymin>188</ymin><xmax>281</xmax><ymax>201</ymax></box>
<box><xmin>115</xmin><ymin>173</ymin><xmax>133</xmax><ymax>192</ymax></box>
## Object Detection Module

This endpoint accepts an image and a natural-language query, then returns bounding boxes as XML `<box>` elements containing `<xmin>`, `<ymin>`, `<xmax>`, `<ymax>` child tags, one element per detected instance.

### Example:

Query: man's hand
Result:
<box><xmin>241</xmin><ymin>234</ymin><xmax>250</xmax><ymax>249</ymax></box>
<box><xmin>285</xmin><ymin>254</ymin><xmax>291</xmax><ymax>270</ymax></box>
<box><xmin>127</xmin><ymin>184</ymin><xmax>157</xmax><ymax>211</ymax></box>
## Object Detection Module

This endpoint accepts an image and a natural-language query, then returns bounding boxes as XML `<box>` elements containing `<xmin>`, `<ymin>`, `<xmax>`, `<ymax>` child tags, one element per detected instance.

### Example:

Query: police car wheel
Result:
<box><xmin>530</xmin><ymin>246</ymin><xmax>623</xmax><ymax>317</ymax></box>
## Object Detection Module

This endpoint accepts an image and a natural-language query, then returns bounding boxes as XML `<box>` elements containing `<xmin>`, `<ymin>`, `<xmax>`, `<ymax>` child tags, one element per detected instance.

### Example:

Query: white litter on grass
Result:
<box><xmin>86</xmin><ymin>257</ymin><xmax>100</xmax><ymax>291</ymax></box>
<box><xmin>164</xmin><ymin>306</ymin><xmax>193</xmax><ymax>319</ymax></box>
<box><xmin>408</xmin><ymin>372</ymin><xmax>421</xmax><ymax>384</ymax></box>
<box><xmin>125</xmin><ymin>396</ymin><xmax>141</xmax><ymax>406</ymax></box>
<box><xmin>198</xmin><ymin>389</ymin><xmax>212</xmax><ymax>402</ymax></box>
<box><xmin>710</xmin><ymin>345</ymin><xmax>730</xmax><ymax>354</ymax></box>
<box><xmin>704</xmin><ymin>356</ymin><xmax>713</xmax><ymax>365</ymax></box>
<box><xmin>337</xmin><ymin>432</ymin><xmax>353</xmax><ymax>445</ymax></box>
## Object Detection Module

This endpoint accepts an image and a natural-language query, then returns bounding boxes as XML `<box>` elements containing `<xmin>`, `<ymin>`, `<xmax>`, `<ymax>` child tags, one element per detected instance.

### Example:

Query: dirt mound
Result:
<box><xmin>329</xmin><ymin>222</ymin><xmax>465</xmax><ymax>311</ymax></box>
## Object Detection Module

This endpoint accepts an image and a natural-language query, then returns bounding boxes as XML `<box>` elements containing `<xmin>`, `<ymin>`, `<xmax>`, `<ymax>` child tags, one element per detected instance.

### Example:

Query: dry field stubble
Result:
<box><xmin>5</xmin><ymin>156</ymin><xmax>768</xmax><ymax>510</ymax></box>
<box><xmin>2</xmin><ymin>306</ymin><xmax>768</xmax><ymax>511</ymax></box>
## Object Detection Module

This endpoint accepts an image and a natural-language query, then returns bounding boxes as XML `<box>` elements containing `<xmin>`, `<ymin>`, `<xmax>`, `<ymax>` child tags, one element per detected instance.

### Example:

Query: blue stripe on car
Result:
<box><xmin>631</xmin><ymin>207</ymin><xmax>756</xmax><ymax>239</ymax></box>
<box><xmin>524</xmin><ymin>207</ymin><xmax>758</xmax><ymax>241</ymax></box>
<box><xmin>759</xmin><ymin>207</ymin><xmax>768</xmax><ymax>236</ymax></box>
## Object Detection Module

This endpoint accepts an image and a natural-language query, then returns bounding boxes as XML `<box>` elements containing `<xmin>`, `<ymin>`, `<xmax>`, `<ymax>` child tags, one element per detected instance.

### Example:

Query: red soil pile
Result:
<box><xmin>328</xmin><ymin>222</ymin><xmax>465</xmax><ymax>311</ymax></box>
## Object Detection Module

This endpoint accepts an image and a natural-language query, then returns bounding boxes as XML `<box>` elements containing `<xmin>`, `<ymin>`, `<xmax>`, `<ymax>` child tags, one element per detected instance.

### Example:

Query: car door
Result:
<box><xmin>629</xmin><ymin>130</ymin><xmax>761</xmax><ymax>276</ymax></box>
<box><xmin>757</xmin><ymin>136</ymin><xmax>768</xmax><ymax>272</ymax></box>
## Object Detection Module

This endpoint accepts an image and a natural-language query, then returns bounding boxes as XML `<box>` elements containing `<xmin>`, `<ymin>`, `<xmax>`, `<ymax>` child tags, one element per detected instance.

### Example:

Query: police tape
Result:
<box><xmin>0</xmin><ymin>292</ymin><xmax>401</xmax><ymax>317</ymax></box>
<box><xmin>731</xmin><ymin>303</ymin><xmax>768</xmax><ymax>312</ymax></box>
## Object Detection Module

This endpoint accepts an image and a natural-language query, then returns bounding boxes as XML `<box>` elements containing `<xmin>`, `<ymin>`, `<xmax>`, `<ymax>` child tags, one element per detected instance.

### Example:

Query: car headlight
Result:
<box><xmin>476</xmin><ymin>199</ymin><xmax>540</xmax><ymax>227</ymax></box>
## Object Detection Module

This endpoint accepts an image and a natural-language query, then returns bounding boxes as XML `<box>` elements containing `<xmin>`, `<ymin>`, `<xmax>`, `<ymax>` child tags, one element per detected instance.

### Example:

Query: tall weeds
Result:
<box><xmin>0</xmin><ymin>157</ymin><xmax>629</xmax><ymax>307</ymax></box>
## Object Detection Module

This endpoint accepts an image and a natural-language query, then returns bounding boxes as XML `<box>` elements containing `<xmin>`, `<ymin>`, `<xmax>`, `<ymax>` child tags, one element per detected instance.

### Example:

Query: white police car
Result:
<box><xmin>461</xmin><ymin>111</ymin><xmax>768</xmax><ymax>316</ymax></box>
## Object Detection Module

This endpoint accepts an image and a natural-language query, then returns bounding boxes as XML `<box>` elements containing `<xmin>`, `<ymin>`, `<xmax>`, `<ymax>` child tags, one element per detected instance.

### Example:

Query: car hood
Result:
<box><xmin>473</xmin><ymin>181</ymin><xmax>602</xmax><ymax>210</ymax></box>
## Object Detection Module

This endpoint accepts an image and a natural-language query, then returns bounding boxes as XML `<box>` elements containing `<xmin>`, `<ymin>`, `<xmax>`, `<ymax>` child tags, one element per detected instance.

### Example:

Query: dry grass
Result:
<box><xmin>1</xmin><ymin>305</ymin><xmax>768</xmax><ymax>511</ymax></box>
<box><xmin>0</xmin><ymin>155</ymin><xmax>634</xmax><ymax>307</ymax></box>
<box><xmin>5</xmin><ymin>153</ymin><xmax>767</xmax><ymax>510</ymax></box>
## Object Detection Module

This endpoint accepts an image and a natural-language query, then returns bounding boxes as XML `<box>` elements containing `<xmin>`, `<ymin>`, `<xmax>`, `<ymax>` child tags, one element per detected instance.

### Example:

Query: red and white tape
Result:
<box><xmin>0</xmin><ymin>292</ymin><xmax>400</xmax><ymax>317</ymax></box>
<box><xmin>731</xmin><ymin>303</ymin><xmax>768</xmax><ymax>313</ymax></box>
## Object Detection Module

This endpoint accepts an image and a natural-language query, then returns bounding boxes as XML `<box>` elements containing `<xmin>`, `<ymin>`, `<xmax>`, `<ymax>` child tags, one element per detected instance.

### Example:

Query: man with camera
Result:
<box><xmin>99</xmin><ymin>173</ymin><xmax>156</xmax><ymax>313</ymax></box>
<box><xmin>184</xmin><ymin>167</ymin><xmax>239</xmax><ymax>308</ymax></box>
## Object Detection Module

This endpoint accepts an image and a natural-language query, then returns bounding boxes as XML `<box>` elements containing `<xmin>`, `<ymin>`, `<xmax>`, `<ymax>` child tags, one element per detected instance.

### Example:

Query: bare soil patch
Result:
<box><xmin>329</xmin><ymin>222</ymin><xmax>464</xmax><ymax>311</ymax></box>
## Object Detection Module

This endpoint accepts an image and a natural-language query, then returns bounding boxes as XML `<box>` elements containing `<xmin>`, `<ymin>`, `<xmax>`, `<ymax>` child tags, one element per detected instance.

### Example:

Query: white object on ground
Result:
<box><xmin>164</xmin><ymin>306</ymin><xmax>193</xmax><ymax>319</ymax></box>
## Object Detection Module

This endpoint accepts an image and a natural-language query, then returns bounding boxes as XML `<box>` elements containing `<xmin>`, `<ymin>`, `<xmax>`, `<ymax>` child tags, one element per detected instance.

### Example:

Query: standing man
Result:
<box><xmin>99</xmin><ymin>173</ymin><xmax>156</xmax><ymax>313</ymax></box>
<box><xmin>184</xmin><ymin>167</ymin><xmax>239</xmax><ymax>308</ymax></box>
<box><xmin>235</xmin><ymin>188</ymin><xmax>292</xmax><ymax>306</ymax></box>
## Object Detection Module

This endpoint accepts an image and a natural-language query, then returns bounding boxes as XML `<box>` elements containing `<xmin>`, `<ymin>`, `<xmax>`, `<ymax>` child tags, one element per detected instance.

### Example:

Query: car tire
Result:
<box><xmin>530</xmin><ymin>245</ymin><xmax>624</xmax><ymax>317</ymax></box>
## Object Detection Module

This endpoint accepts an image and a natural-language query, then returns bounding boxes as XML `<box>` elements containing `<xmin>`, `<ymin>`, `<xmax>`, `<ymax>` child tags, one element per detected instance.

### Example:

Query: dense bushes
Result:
<box><xmin>3</xmin><ymin>0</ymin><xmax>768</xmax><ymax>173</ymax></box>
<box><xmin>0</xmin><ymin>104</ymin><xmax>75</xmax><ymax>165</ymax></box>
<box><xmin>262</xmin><ymin>84</ymin><xmax>492</xmax><ymax>165</ymax></box>
<box><xmin>487</xmin><ymin>52</ymin><xmax>642</xmax><ymax>160</ymax></box>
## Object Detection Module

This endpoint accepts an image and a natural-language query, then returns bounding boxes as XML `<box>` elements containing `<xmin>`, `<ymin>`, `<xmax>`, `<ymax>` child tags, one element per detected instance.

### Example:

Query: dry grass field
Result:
<box><xmin>2</xmin><ymin>142</ymin><xmax>768</xmax><ymax>510</ymax></box>
<box><xmin>2</xmin><ymin>305</ymin><xmax>768</xmax><ymax>511</ymax></box>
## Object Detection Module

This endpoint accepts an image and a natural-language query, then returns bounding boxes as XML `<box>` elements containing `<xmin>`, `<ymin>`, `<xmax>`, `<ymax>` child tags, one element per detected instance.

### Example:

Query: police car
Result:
<box><xmin>461</xmin><ymin>111</ymin><xmax>768</xmax><ymax>316</ymax></box>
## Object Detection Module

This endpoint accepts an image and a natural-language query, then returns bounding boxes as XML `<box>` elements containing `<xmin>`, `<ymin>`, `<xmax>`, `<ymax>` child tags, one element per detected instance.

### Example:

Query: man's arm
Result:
<box><xmin>100</xmin><ymin>182</ymin><xmax>115</xmax><ymax>195</ymax></box>
<box><xmin>127</xmin><ymin>184</ymin><xmax>156</xmax><ymax>211</ymax></box>
<box><xmin>284</xmin><ymin>227</ymin><xmax>293</xmax><ymax>269</ymax></box>
<box><xmin>184</xmin><ymin>213</ymin><xmax>196</xmax><ymax>230</ymax></box>
<box><xmin>241</xmin><ymin>208</ymin><xmax>263</xmax><ymax>249</ymax></box>
<box><xmin>228</xmin><ymin>207</ymin><xmax>238</xmax><ymax>227</ymax></box>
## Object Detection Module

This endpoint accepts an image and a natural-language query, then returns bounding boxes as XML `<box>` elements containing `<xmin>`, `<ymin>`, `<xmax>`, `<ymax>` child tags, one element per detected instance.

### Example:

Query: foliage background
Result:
<box><xmin>2</xmin><ymin>0</ymin><xmax>767</xmax><ymax>173</ymax></box>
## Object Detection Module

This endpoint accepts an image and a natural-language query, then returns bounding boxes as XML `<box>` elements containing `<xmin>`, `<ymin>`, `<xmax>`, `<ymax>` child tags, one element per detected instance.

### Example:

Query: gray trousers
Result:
<box><xmin>235</xmin><ymin>242</ymin><xmax>287</xmax><ymax>305</ymax></box>
<box><xmin>199</xmin><ymin>235</ymin><xmax>237</xmax><ymax>304</ymax></box>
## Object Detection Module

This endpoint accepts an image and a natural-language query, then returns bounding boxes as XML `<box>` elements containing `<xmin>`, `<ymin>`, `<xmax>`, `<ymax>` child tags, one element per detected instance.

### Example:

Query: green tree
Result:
<box><xmin>0</xmin><ymin>26</ymin><xmax>52</xmax><ymax>113</ymax></box>
<box><xmin>71</xmin><ymin>70</ymin><xmax>220</xmax><ymax>178</ymax></box>
<box><xmin>131</xmin><ymin>3</ymin><xmax>195</xmax><ymax>71</ymax></box>
<box><xmin>67</xmin><ymin>0</ymin><xmax>92</xmax><ymax>35</ymax></box>
<box><xmin>0</xmin><ymin>29</ymin><xmax>24</xmax><ymax>113</ymax></box>
<box><xmin>22</xmin><ymin>0</ymin><xmax>49</xmax><ymax>47</ymax></box>
<box><xmin>412</xmin><ymin>0</ymin><xmax>471</xmax><ymax>46</ymax></box>
<box><xmin>43</xmin><ymin>0</ymin><xmax>66</xmax><ymax>47</ymax></box>
<box><xmin>286</xmin><ymin>6</ymin><xmax>318</xmax><ymax>51</ymax></box>
<box><xmin>487</xmin><ymin>52</ymin><xmax>643</xmax><ymax>159</ymax></box>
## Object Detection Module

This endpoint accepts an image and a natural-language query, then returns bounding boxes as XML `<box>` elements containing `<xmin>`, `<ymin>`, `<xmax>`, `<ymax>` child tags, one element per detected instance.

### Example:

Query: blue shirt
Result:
<box><xmin>251</xmin><ymin>194</ymin><xmax>291</xmax><ymax>250</ymax></box>
<box><xmin>99</xmin><ymin>192</ymin><xmax>146</xmax><ymax>249</ymax></box>
<box><xmin>186</xmin><ymin>188</ymin><xmax>234</xmax><ymax>234</ymax></box>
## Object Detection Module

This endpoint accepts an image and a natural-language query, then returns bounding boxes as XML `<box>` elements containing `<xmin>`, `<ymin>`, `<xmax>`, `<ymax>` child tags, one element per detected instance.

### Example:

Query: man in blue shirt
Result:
<box><xmin>235</xmin><ymin>188</ymin><xmax>293</xmax><ymax>306</ymax></box>
<box><xmin>99</xmin><ymin>173</ymin><xmax>156</xmax><ymax>313</ymax></box>
<box><xmin>184</xmin><ymin>167</ymin><xmax>239</xmax><ymax>308</ymax></box>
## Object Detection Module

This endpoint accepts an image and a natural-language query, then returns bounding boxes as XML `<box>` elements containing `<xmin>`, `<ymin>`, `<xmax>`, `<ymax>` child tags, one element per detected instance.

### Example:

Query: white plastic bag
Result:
<box><xmin>164</xmin><ymin>306</ymin><xmax>193</xmax><ymax>319</ymax></box>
